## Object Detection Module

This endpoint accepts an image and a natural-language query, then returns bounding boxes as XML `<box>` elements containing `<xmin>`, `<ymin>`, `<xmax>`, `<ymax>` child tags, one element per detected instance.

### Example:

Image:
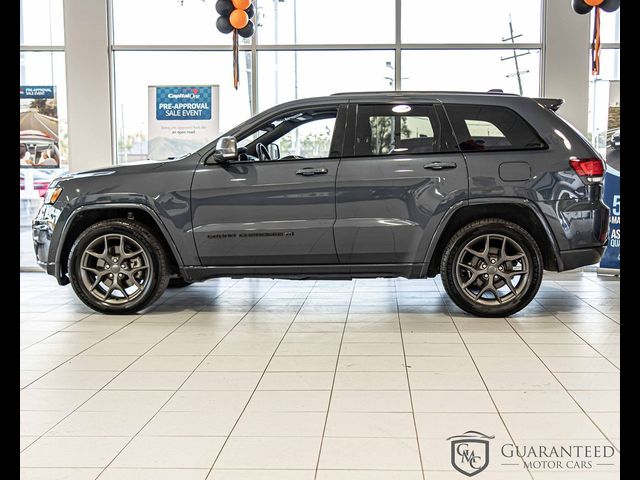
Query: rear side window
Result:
<box><xmin>354</xmin><ymin>104</ymin><xmax>451</xmax><ymax>156</ymax></box>
<box><xmin>445</xmin><ymin>104</ymin><xmax>546</xmax><ymax>152</ymax></box>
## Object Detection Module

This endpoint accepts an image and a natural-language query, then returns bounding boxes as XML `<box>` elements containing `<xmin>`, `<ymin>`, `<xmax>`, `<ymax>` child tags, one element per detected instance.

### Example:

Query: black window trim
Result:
<box><xmin>442</xmin><ymin>103</ymin><xmax>549</xmax><ymax>154</ymax></box>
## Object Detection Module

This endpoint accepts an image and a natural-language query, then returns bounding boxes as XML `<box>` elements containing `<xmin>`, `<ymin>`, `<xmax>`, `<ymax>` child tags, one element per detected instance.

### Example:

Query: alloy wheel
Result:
<box><xmin>454</xmin><ymin>233</ymin><xmax>530</xmax><ymax>306</ymax></box>
<box><xmin>79</xmin><ymin>234</ymin><xmax>152</xmax><ymax>305</ymax></box>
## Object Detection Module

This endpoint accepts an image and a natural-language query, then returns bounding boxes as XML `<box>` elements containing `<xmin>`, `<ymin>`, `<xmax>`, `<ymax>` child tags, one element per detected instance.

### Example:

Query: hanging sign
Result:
<box><xmin>148</xmin><ymin>85</ymin><xmax>220</xmax><ymax>160</ymax></box>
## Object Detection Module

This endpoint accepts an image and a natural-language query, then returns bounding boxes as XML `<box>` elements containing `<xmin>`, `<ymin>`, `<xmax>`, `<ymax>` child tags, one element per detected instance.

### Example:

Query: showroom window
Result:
<box><xmin>587</xmin><ymin>8</ymin><xmax>620</xmax><ymax>156</ymax></box>
<box><xmin>20</xmin><ymin>0</ymin><xmax>67</xmax><ymax>269</ymax></box>
<box><xmin>110</xmin><ymin>0</ymin><xmax>544</xmax><ymax>164</ymax></box>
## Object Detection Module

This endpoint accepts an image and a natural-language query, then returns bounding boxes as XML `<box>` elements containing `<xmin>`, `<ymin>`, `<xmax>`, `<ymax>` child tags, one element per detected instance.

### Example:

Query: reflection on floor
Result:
<box><xmin>20</xmin><ymin>271</ymin><xmax>620</xmax><ymax>480</ymax></box>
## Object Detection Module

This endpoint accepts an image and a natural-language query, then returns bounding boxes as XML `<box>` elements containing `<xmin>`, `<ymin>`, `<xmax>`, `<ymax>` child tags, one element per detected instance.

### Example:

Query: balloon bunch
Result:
<box><xmin>571</xmin><ymin>0</ymin><xmax>620</xmax><ymax>75</ymax></box>
<box><xmin>215</xmin><ymin>0</ymin><xmax>256</xmax><ymax>88</ymax></box>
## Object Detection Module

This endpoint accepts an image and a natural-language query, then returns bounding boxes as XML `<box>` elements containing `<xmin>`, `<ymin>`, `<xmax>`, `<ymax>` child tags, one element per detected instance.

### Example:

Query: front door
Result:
<box><xmin>191</xmin><ymin>105</ymin><xmax>345</xmax><ymax>266</ymax></box>
<box><xmin>335</xmin><ymin>102</ymin><xmax>469</xmax><ymax>265</ymax></box>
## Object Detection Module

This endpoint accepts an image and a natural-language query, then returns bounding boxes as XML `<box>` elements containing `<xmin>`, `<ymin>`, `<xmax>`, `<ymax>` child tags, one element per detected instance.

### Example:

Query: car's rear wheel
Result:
<box><xmin>440</xmin><ymin>219</ymin><xmax>543</xmax><ymax>317</ymax></box>
<box><xmin>68</xmin><ymin>219</ymin><xmax>170</xmax><ymax>314</ymax></box>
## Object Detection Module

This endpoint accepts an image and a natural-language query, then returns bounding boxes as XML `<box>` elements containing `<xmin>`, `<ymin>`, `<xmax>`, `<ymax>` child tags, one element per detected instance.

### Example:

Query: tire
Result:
<box><xmin>440</xmin><ymin>218</ymin><xmax>543</xmax><ymax>317</ymax></box>
<box><xmin>68</xmin><ymin>219</ymin><xmax>170</xmax><ymax>314</ymax></box>
<box><xmin>168</xmin><ymin>277</ymin><xmax>193</xmax><ymax>288</ymax></box>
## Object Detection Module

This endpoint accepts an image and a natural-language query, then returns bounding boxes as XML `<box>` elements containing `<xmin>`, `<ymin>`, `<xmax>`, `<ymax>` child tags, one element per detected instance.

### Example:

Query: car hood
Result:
<box><xmin>51</xmin><ymin>159</ymin><xmax>167</xmax><ymax>186</ymax></box>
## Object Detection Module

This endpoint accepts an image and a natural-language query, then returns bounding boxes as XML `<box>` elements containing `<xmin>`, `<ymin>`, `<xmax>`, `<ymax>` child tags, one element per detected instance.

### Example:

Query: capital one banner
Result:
<box><xmin>148</xmin><ymin>85</ymin><xmax>219</xmax><ymax>160</ymax></box>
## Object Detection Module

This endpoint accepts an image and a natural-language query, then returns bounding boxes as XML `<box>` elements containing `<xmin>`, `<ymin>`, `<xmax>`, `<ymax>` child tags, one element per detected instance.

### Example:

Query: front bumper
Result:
<box><xmin>558</xmin><ymin>246</ymin><xmax>606</xmax><ymax>271</ymax></box>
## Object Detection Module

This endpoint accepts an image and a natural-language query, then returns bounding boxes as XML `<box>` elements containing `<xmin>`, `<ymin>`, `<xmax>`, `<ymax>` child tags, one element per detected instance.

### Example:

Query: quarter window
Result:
<box><xmin>354</xmin><ymin>104</ymin><xmax>447</xmax><ymax>156</ymax></box>
<box><xmin>445</xmin><ymin>104</ymin><xmax>545</xmax><ymax>151</ymax></box>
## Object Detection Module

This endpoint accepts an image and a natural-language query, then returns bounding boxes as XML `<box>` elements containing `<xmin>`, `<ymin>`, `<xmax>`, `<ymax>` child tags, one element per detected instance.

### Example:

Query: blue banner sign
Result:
<box><xmin>20</xmin><ymin>85</ymin><xmax>55</xmax><ymax>99</ymax></box>
<box><xmin>600</xmin><ymin>168</ymin><xmax>620</xmax><ymax>270</ymax></box>
<box><xmin>156</xmin><ymin>86</ymin><xmax>212</xmax><ymax>121</ymax></box>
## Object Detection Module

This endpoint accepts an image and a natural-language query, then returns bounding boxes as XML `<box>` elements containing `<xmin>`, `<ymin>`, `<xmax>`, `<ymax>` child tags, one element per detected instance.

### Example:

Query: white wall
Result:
<box><xmin>63</xmin><ymin>0</ymin><xmax>112</xmax><ymax>172</ymax></box>
<box><xmin>542</xmin><ymin>0</ymin><xmax>591</xmax><ymax>134</ymax></box>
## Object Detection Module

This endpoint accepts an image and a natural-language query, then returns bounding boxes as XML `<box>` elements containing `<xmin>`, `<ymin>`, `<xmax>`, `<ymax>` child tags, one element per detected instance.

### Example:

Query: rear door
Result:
<box><xmin>334</xmin><ymin>101</ymin><xmax>468</xmax><ymax>265</ymax></box>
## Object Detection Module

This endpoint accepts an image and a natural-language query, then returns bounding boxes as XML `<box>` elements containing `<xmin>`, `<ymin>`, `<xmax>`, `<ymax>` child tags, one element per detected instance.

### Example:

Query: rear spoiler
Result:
<box><xmin>534</xmin><ymin>98</ymin><xmax>564</xmax><ymax>112</ymax></box>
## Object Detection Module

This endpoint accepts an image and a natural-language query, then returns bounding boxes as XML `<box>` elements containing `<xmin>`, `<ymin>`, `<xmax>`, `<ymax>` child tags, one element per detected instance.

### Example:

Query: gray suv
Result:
<box><xmin>33</xmin><ymin>92</ymin><xmax>609</xmax><ymax>317</ymax></box>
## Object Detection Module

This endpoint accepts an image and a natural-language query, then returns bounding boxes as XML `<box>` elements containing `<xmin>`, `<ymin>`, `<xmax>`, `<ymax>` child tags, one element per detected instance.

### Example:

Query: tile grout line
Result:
<box><xmin>22</xmin><ymin>279</ymin><xmax>244</xmax><ymax>452</ymax></box>
<box><xmin>394</xmin><ymin>279</ymin><xmax>427</xmax><ymax>480</ymax></box>
<box><xmin>92</xmin><ymin>278</ymin><xmax>281</xmax><ymax>478</ymax></box>
<box><xmin>436</xmin><ymin>279</ymin><xmax>536</xmax><ymax>480</ymax></box>
<box><xmin>203</xmin><ymin>280</ymin><xmax>320</xmax><ymax>479</ymax></box>
<box><xmin>543</xmin><ymin>313</ymin><xmax>620</xmax><ymax>372</ymax></box>
<box><xmin>506</xmin><ymin>321</ymin><xmax>620</xmax><ymax>454</ymax></box>
<box><xmin>311</xmin><ymin>280</ymin><xmax>356</xmax><ymax>480</ymax></box>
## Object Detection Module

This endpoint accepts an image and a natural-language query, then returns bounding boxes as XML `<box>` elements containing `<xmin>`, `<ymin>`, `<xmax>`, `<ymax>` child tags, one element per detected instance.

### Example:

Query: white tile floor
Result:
<box><xmin>20</xmin><ymin>271</ymin><xmax>620</xmax><ymax>480</ymax></box>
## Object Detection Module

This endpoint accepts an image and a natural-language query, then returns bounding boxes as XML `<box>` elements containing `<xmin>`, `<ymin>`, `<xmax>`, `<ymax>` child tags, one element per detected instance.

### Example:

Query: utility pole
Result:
<box><xmin>501</xmin><ymin>14</ymin><xmax>530</xmax><ymax>96</ymax></box>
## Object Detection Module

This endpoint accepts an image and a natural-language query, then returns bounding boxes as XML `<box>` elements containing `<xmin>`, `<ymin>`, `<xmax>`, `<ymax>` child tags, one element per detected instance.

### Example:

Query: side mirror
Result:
<box><xmin>268</xmin><ymin>143</ymin><xmax>280</xmax><ymax>160</ymax></box>
<box><xmin>208</xmin><ymin>136</ymin><xmax>238</xmax><ymax>164</ymax></box>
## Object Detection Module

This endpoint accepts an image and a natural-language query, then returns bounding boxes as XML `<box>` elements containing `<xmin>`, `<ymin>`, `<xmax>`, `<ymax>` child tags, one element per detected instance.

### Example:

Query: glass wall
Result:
<box><xmin>111</xmin><ymin>0</ymin><xmax>544</xmax><ymax>163</ymax></box>
<box><xmin>20</xmin><ymin>0</ymin><xmax>67</xmax><ymax>269</ymax></box>
<box><xmin>587</xmin><ymin>8</ymin><xmax>620</xmax><ymax>157</ymax></box>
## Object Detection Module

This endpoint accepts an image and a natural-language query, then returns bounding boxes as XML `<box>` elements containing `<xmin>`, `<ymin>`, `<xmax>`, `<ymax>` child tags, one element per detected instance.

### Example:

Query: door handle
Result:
<box><xmin>296</xmin><ymin>167</ymin><xmax>328</xmax><ymax>176</ymax></box>
<box><xmin>423</xmin><ymin>162</ymin><xmax>457</xmax><ymax>170</ymax></box>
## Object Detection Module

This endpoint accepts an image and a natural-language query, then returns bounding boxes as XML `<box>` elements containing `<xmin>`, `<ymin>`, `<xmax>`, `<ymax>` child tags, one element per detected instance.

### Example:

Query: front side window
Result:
<box><xmin>237</xmin><ymin>109</ymin><xmax>339</xmax><ymax>161</ymax></box>
<box><xmin>274</xmin><ymin>117</ymin><xmax>336</xmax><ymax>159</ymax></box>
<box><xmin>445</xmin><ymin>104</ymin><xmax>545</xmax><ymax>152</ymax></box>
<box><xmin>354</xmin><ymin>104</ymin><xmax>446</xmax><ymax>156</ymax></box>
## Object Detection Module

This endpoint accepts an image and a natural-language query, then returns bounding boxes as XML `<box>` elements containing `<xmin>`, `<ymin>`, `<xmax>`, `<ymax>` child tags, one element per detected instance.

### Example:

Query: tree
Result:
<box><xmin>29</xmin><ymin>99</ymin><xmax>58</xmax><ymax>118</ymax></box>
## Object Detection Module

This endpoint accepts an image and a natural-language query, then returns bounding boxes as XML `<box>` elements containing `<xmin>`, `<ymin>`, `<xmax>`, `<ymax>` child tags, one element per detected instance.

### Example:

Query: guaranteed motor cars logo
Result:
<box><xmin>447</xmin><ymin>431</ymin><xmax>495</xmax><ymax>477</ymax></box>
<box><xmin>156</xmin><ymin>86</ymin><xmax>212</xmax><ymax>121</ymax></box>
<box><xmin>446</xmin><ymin>431</ymin><xmax>618</xmax><ymax>476</ymax></box>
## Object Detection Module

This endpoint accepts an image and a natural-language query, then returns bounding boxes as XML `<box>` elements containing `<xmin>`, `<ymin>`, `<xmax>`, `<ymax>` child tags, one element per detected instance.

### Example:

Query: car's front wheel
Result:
<box><xmin>440</xmin><ymin>219</ymin><xmax>543</xmax><ymax>317</ymax></box>
<box><xmin>68</xmin><ymin>219</ymin><xmax>170</xmax><ymax>314</ymax></box>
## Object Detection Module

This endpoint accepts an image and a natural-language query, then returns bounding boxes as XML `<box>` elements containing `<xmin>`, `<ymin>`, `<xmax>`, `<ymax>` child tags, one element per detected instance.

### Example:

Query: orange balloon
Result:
<box><xmin>232</xmin><ymin>0</ymin><xmax>251</xmax><ymax>9</ymax></box>
<box><xmin>230</xmin><ymin>9</ymin><xmax>249</xmax><ymax>29</ymax></box>
<box><xmin>584</xmin><ymin>0</ymin><xmax>604</xmax><ymax>5</ymax></box>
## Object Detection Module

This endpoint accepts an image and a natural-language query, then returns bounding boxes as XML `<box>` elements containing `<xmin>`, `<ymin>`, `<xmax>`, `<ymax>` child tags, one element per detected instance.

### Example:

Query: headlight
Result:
<box><xmin>44</xmin><ymin>187</ymin><xmax>63</xmax><ymax>205</ymax></box>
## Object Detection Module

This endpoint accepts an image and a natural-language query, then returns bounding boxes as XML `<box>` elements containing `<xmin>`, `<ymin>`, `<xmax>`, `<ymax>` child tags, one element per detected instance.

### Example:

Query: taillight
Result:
<box><xmin>569</xmin><ymin>157</ymin><xmax>605</xmax><ymax>184</ymax></box>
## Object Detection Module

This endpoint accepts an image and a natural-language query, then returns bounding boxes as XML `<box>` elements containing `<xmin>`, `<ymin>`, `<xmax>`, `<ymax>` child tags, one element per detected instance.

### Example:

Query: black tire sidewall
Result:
<box><xmin>441</xmin><ymin>220</ymin><xmax>543</xmax><ymax>317</ymax></box>
<box><xmin>68</xmin><ymin>220</ymin><xmax>169</xmax><ymax>314</ymax></box>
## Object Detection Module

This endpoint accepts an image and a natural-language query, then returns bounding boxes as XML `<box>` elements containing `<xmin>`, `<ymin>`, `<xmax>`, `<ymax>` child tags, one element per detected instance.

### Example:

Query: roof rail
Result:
<box><xmin>534</xmin><ymin>98</ymin><xmax>564</xmax><ymax>111</ymax></box>
<box><xmin>329</xmin><ymin>90</ymin><xmax>518</xmax><ymax>97</ymax></box>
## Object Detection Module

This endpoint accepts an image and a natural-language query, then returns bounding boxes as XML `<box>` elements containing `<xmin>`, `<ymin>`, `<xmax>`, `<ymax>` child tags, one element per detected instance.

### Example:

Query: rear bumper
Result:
<box><xmin>558</xmin><ymin>246</ymin><xmax>606</xmax><ymax>271</ymax></box>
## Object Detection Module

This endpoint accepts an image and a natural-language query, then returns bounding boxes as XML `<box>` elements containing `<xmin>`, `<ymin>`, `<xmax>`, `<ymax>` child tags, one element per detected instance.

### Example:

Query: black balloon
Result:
<box><xmin>600</xmin><ymin>0</ymin><xmax>620</xmax><ymax>12</ymax></box>
<box><xmin>246</xmin><ymin>4</ymin><xmax>255</xmax><ymax>19</ymax></box>
<box><xmin>216</xmin><ymin>15</ymin><xmax>234</xmax><ymax>34</ymax></box>
<box><xmin>571</xmin><ymin>0</ymin><xmax>593</xmax><ymax>14</ymax></box>
<box><xmin>238</xmin><ymin>20</ymin><xmax>255</xmax><ymax>38</ymax></box>
<box><xmin>215</xmin><ymin>0</ymin><xmax>234</xmax><ymax>16</ymax></box>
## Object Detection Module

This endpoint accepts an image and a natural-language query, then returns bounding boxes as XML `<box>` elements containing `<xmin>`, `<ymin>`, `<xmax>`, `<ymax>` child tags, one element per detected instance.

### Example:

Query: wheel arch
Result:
<box><xmin>55</xmin><ymin>204</ymin><xmax>184</xmax><ymax>284</ymax></box>
<box><xmin>422</xmin><ymin>199</ymin><xmax>562</xmax><ymax>278</ymax></box>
